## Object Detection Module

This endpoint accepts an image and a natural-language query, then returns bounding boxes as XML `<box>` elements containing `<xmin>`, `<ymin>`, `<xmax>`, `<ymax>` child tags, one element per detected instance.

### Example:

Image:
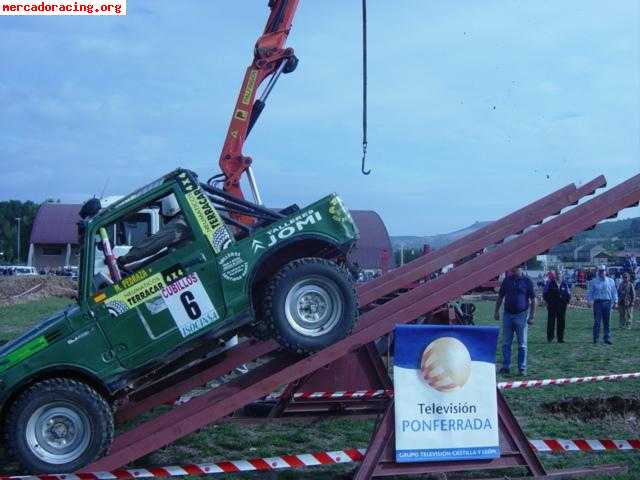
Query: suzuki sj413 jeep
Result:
<box><xmin>0</xmin><ymin>169</ymin><xmax>359</xmax><ymax>473</ymax></box>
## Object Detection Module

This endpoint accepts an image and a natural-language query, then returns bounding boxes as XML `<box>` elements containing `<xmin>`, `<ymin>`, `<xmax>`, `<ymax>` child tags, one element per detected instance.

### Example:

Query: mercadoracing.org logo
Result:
<box><xmin>1</xmin><ymin>0</ymin><xmax>126</xmax><ymax>15</ymax></box>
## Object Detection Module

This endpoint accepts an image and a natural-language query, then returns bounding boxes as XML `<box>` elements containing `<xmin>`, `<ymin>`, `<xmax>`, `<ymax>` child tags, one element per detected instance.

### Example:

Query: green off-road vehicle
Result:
<box><xmin>0</xmin><ymin>169</ymin><xmax>359</xmax><ymax>473</ymax></box>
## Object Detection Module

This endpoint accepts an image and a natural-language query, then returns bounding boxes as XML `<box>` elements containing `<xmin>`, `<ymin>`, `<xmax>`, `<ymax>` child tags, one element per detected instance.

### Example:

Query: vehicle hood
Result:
<box><xmin>0</xmin><ymin>305</ymin><xmax>75</xmax><ymax>366</ymax></box>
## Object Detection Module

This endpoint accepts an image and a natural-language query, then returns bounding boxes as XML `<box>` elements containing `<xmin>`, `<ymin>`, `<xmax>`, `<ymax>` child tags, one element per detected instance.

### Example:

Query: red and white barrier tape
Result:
<box><xmin>497</xmin><ymin>371</ymin><xmax>640</xmax><ymax>390</ymax></box>
<box><xmin>265</xmin><ymin>388</ymin><xmax>393</xmax><ymax>401</ymax></box>
<box><xmin>262</xmin><ymin>372</ymin><xmax>640</xmax><ymax>401</ymax></box>
<box><xmin>2</xmin><ymin>440</ymin><xmax>639</xmax><ymax>480</ymax></box>
<box><xmin>530</xmin><ymin>438</ymin><xmax>640</xmax><ymax>453</ymax></box>
<box><xmin>0</xmin><ymin>449</ymin><xmax>366</xmax><ymax>480</ymax></box>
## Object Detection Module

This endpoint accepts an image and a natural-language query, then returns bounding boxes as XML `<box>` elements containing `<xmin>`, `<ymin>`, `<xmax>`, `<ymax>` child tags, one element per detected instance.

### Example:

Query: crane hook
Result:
<box><xmin>360</xmin><ymin>0</ymin><xmax>371</xmax><ymax>176</ymax></box>
<box><xmin>361</xmin><ymin>142</ymin><xmax>371</xmax><ymax>175</ymax></box>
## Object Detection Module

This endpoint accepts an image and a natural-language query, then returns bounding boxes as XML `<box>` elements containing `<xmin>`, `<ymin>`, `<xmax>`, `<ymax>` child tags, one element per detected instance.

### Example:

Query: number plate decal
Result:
<box><xmin>161</xmin><ymin>272</ymin><xmax>219</xmax><ymax>337</ymax></box>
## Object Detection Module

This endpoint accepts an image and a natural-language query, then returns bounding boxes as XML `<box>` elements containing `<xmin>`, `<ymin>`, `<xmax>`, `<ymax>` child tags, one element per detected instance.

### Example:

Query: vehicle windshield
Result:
<box><xmin>97</xmin><ymin>176</ymin><xmax>166</xmax><ymax>218</ymax></box>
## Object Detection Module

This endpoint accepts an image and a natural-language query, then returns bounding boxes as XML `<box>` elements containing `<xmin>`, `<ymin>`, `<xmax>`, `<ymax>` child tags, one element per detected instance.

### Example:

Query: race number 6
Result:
<box><xmin>180</xmin><ymin>291</ymin><xmax>201</xmax><ymax>320</ymax></box>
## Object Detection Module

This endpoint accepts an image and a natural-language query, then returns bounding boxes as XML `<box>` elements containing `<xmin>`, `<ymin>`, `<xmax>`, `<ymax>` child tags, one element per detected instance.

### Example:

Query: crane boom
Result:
<box><xmin>218</xmin><ymin>0</ymin><xmax>300</xmax><ymax>223</ymax></box>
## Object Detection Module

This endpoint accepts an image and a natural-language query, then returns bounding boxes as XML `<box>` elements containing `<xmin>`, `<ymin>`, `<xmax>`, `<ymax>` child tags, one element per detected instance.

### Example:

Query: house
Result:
<box><xmin>573</xmin><ymin>244</ymin><xmax>607</xmax><ymax>263</ymax></box>
<box><xmin>349</xmin><ymin>210</ymin><xmax>395</xmax><ymax>273</ymax></box>
<box><xmin>28</xmin><ymin>203</ymin><xmax>82</xmax><ymax>269</ymax></box>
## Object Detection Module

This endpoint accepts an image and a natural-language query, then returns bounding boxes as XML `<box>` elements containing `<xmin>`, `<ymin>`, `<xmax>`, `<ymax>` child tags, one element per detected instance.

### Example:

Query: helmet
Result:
<box><xmin>161</xmin><ymin>194</ymin><xmax>181</xmax><ymax>217</ymax></box>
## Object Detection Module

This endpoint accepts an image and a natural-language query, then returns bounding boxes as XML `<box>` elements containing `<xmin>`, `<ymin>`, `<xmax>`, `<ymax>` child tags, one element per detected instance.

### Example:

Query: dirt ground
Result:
<box><xmin>0</xmin><ymin>275</ymin><xmax>77</xmax><ymax>306</ymax></box>
<box><xmin>543</xmin><ymin>395</ymin><xmax>640</xmax><ymax>422</ymax></box>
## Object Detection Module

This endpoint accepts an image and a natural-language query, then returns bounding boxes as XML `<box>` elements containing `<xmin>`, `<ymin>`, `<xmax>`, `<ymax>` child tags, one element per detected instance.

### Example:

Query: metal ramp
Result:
<box><xmin>86</xmin><ymin>173</ymin><xmax>640</xmax><ymax>475</ymax></box>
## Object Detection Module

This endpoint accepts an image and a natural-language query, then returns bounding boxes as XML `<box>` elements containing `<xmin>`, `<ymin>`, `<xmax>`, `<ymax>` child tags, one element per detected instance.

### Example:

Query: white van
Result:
<box><xmin>13</xmin><ymin>266</ymin><xmax>38</xmax><ymax>276</ymax></box>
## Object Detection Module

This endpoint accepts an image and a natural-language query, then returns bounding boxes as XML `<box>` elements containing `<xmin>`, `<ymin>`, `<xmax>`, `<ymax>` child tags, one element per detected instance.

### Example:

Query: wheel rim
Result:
<box><xmin>25</xmin><ymin>402</ymin><xmax>91</xmax><ymax>465</ymax></box>
<box><xmin>284</xmin><ymin>275</ymin><xmax>343</xmax><ymax>337</ymax></box>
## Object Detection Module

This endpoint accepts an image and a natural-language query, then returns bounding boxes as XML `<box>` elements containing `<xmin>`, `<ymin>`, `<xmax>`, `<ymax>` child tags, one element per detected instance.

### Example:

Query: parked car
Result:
<box><xmin>11</xmin><ymin>266</ymin><xmax>38</xmax><ymax>276</ymax></box>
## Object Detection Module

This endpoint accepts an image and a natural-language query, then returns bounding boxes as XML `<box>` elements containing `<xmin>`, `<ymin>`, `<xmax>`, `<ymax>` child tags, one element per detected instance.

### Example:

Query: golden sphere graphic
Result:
<box><xmin>420</xmin><ymin>337</ymin><xmax>471</xmax><ymax>392</ymax></box>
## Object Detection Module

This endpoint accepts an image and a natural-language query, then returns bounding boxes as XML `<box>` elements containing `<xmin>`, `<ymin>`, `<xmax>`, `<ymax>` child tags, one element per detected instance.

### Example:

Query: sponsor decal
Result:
<box><xmin>67</xmin><ymin>329</ymin><xmax>91</xmax><ymax>345</ymax></box>
<box><xmin>161</xmin><ymin>272</ymin><xmax>219</xmax><ymax>337</ymax></box>
<box><xmin>242</xmin><ymin>69</ymin><xmax>258</xmax><ymax>105</ymax></box>
<box><xmin>219</xmin><ymin>251</ymin><xmax>248</xmax><ymax>282</ymax></box>
<box><xmin>100</xmin><ymin>265</ymin><xmax>192</xmax><ymax>317</ymax></box>
<box><xmin>119</xmin><ymin>268</ymin><xmax>150</xmax><ymax>289</ymax></box>
<box><xmin>107</xmin><ymin>300</ymin><xmax>129</xmax><ymax>317</ymax></box>
<box><xmin>213</xmin><ymin>226</ymin><xmax>232</xmax><ymax>253</ymax></box>
<box><xmin>186</xmin><ymin>188</ymin><xmax>233</xmax><ymax>254</ymax></box>
<box><xmin>328</xmin><ymin>196</ymin><xmax>353</xmax><ymax>224</ymax></box>
<box><xmin>94</xmin><ymin>292</ymin><xmax>107</xmax><ymax>303</ymax></box>
<box><xmin>234</xmin><ymin>109</ymin><xmax>249</xmax><ymax>121</ymax></box>
<box><xmin>254</xmin><ymin>210</ymin><xmax>323</xmax><ymax>254</ymax></box>
<box><xmin>178</xmin><ymin>171</ymin><xmax>197</xmax><ymax>192</ymax></box>
<box><xmin>162</xmin><ymin>265</ymin><xmax>185</xmax><ymax>284</ymax></box>
<box><xmin>394</xmin><ymin>325</ymin><xmax>500</xmax><ymax>463</ymax></box>
<box><xmin>104</xmin><ymin>272</ymin><xmax>166</xmax><ymax>316</ymax></box>
<box><xmin>145</xmin><ymin>296</ymin><xmax>168</xmax><ymax>315</ymax></box>
<box><xmin>0</xmin><ymin>336</ymin><xmax>48</xmax><ymax>374</ymax></box>
<box><xmin>252</xmin><ymin>238</ymin><xmax>265</xmax><ymax>253</ymax></box>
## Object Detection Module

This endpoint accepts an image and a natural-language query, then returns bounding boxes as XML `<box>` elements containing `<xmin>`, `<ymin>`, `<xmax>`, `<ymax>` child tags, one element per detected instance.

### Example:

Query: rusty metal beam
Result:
<box><xmin>358</xmin><ymin>182</ymin><xmax>576</xmax><ymax>296</ymax></box>
<box><xmin>119</xmin><ymin>179</ymin><xmax>601</xmax><ymax>421</ymax></box>
<box><xmin>358</xmin><ymin>176</ymin><xmax>604</xmax><ymax>304</ymax></box>
<box><xmin>356</xmin><ymin>175</ymin><xmax>636</xmax><ymax>333</ymax></box>
<box><xmin>117</xmin><ymin>339</ymin><xmax>278</xmax><ymax>423</ymax></box>
<box><xmin>87</xmin><ymin>174</ymin><xmax>639</xmax><ymax>472</ymax></box>
<box><xmin>354</xmin><ymin>403</ymin><xmax>394</xmax><ymax>480</ymax></box>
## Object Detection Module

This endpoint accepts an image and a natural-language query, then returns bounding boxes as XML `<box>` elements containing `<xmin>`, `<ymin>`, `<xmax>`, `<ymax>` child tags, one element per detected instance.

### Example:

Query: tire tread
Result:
<box><xmin>261</xmin><ymin>257</ymin><xmax>358</xmax><ymax>354</ymax></box>
<box><xmin>3</xmin><ymin>377</ymin><xmax>114</xmax><ymax>473</ymax></box>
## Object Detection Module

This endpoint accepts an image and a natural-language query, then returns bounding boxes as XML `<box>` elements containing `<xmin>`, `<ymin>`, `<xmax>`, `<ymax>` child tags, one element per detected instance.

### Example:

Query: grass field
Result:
<box><xmin>0</xmin><ymin>297</ymin><xmax>638</xmax><ymax>478</ymax></box>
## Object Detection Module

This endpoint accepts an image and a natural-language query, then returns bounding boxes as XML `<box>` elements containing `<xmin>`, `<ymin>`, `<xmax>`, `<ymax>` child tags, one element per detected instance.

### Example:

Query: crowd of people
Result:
<box><xmin>496</xmin><ymin>259</ymin><xmax>636</xmax><ymax>376</ymax></box>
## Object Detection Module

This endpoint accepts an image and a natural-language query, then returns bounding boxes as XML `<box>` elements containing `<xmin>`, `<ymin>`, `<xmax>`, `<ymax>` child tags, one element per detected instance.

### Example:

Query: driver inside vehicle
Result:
<box><xmin>116</xmin><ymin>194</ymin><xmax>193</xmax><ymax>270</ymax></box>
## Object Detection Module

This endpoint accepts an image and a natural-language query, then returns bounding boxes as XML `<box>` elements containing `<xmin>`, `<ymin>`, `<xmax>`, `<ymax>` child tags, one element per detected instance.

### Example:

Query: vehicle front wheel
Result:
<box><xmin>4</xmin><ymin>378</ymin><xmax>114</xmax><ymax>473</ymax></box>
<box><xmin>262</xmin><ymin>257</ymin><xmax>358</xmax><ymax>354</ymax></box>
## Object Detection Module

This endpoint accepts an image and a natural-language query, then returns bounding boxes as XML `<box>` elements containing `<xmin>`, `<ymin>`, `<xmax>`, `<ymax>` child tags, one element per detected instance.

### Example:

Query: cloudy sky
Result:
<box><xmin>1</xmin><ymin>1</ymin><xmax>639</xmax><ymax>235</ymax></box>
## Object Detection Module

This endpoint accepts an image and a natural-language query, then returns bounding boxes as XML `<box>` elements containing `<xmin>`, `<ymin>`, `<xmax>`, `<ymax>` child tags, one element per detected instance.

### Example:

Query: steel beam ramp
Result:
<box><xmin>87</xmin><ymin>173</ymin><xmax>639</xmax><ymax>472</ymax></box>
<box><xmin>117</xmin><ymin>177</ymin><xmax>604</xmax><ymax>422</ymax></box>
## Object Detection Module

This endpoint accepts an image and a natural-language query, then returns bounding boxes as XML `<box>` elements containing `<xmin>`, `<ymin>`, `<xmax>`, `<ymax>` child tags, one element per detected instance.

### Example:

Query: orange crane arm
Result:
<box><xmin>217</xmin><ymin>0</ymin><xmax>300</xmax><ymax>223</ymax></box>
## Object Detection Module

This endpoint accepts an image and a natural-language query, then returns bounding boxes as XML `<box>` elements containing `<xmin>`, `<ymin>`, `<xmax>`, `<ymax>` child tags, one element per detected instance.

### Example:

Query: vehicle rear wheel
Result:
<box><xmin>4</xmin><ymin>378</ymin><xmax>114</xmax><ymax>473</ymax></box>
<box><xmin>262</xmin><ymin>257</ymin><xmax>357</xmax><ymax>354</ymax></box>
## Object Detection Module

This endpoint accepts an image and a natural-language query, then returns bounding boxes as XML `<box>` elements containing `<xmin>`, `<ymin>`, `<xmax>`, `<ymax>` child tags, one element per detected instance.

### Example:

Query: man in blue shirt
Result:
<box><xmin>494</xmin><ymin>265</ymin><xmax>536</xmax><ymax>375</ymax></box>
<box><xmin>587</xmin><ymin>264</ymin><xmax>618</xmax><ymax>344</ymax></box>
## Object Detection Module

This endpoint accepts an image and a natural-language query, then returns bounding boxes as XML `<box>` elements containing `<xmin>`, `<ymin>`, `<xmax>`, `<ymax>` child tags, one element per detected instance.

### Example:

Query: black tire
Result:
<box><xmin>262</xmin><ymin>257</ymin><xmax>358</xmax><ymax>354</ymax></box>
<box><xmin>4</xmin><ymin>378</ymin><xmax>114</xmax><ymax>473</ymax></box>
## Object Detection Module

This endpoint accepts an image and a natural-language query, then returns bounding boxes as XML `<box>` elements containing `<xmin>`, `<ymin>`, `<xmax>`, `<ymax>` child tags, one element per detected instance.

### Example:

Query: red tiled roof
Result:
<box><xmin>30</xmin><ymin>203</ymin><xmax>81</xmax><ymax>245</ymax></box>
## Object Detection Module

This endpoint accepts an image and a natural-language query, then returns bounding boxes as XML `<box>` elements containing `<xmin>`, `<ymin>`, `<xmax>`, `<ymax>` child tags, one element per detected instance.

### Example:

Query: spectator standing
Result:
<box><xmin>623</xmin><ymin>254</ymin><xmax>637</xmax><ymax>282</ymax></box>
<box><xmin>494</xmin><ymin>265</ymin><xmax>536</xmax><ymax>376</ymax></box>
<box><xmin>543</xmin><ymin>270</ymin><xmax>571</xmax><ymax>343</ymax></box>
<box><xmin>617</xmin><ymin>272</ymin><xmax>635</xmax><ymax>329</ymax></box>
<box><xmin>587</xmin><ymin>265</ymin><xmax>618</xmax><ymax>344</ymax></box>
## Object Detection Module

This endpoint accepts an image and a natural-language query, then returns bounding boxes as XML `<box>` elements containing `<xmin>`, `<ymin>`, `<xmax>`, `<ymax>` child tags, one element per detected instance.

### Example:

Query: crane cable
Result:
<box><xmin>361</xmin><ymin>0</ymin><xmax>371</xmax><ymax>175</ymax></box>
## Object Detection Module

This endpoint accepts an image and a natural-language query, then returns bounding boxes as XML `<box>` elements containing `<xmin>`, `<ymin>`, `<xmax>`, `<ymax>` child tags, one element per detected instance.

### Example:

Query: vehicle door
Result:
<box><xmin>90</xmin><ymin>186</ymin><xmax>232</xmax><ymax>370</ymax></box>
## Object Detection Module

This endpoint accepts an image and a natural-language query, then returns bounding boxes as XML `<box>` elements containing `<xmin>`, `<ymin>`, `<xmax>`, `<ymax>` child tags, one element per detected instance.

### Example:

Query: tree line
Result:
<box><xmin>0</xmin><ymin>200</ymin><xmax>40</xmax><ymax>264</ymax></box>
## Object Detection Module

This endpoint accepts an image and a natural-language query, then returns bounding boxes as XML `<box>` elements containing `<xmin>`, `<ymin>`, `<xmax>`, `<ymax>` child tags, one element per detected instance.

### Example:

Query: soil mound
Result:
<box><xmin>0</xmin><ymin>276</ymin><xmax>77</xmax><ymax>306</ymax></box>
<box><xmin>542</xmin><ymin>395</ymin><xmax>640</xmax><ymax>421</ymax></box>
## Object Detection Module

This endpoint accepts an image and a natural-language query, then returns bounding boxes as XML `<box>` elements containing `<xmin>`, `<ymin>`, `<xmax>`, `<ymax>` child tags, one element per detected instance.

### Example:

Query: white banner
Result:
<box><xmin>394</xmin><ymin>325</ymin><xmax>500</xmax><ymax>462</ymax></box>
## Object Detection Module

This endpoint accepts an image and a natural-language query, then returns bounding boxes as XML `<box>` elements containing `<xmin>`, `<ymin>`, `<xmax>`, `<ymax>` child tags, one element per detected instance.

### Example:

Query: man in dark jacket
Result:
<box><xmin>543</xmin><ymin>270</ymin><xmax>571</xmax><ymax>343</ymax></box>
<box><xmin>494</xmin><ymin>265</ymin><xmax>536</xmax><ymax>376</ymax></box>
